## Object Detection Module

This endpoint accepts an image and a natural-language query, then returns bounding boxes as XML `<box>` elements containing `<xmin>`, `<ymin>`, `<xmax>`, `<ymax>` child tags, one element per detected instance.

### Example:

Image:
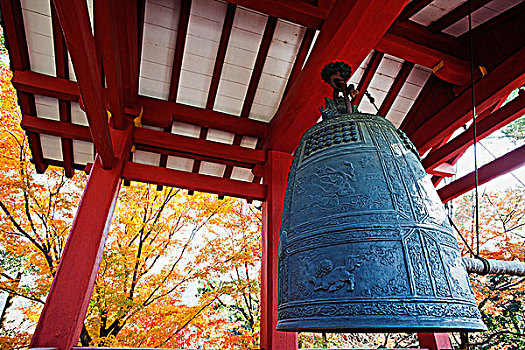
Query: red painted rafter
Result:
<box><xmin>51</xmin><ymin>3</ymin><xmax>75</xmax><ymax>178</ymax></box>
<box><xmin>0</xmin><ymin>0</ymin><xmax>47</xmax><ymax>173</ymax></box>
<box><xmin>122</xmin><ymin>162</ymin><xmax>266</xmax><ymax>201</ymax></box>
<box><xmin>225</xmin><ymin>0</ymin><xmax>327</xmax><ymax>29</ymax></box>
<box><xmin>438</xmin><ymin>144</ymin><xmax>525</xmax><ymax>203</ymax></box>
<box><xmin>192</xmin><ymin>3</ymin><xmax>237</xmax><ymax>175</ymax></box>
<box><xmin>423</xmin><ymin>93</ymin><xmax>525</xmax><ymax>172</ymax></box>
<box><xmin>378</xmin><ymin>61</ymin><xmax>414</xmax><ymax>117</ymax></box>
<box><xmin>397</xmin><ymin>0</ymin><xmax>433</xmax><ymax>21</ymax></box>
<box><xmin>376</xmin><ymin>28</ymin><xmax>469</xmax><ymax>86</ymax></box>
<box><xmin>21</xmin><ymin>115</ymin><xmax>265</xmax><ymax>168</ymax></box>
<box><xmin>224</xmin><ymin>16</ymin><xmax>278</xmax><ymax>178</ymax></box>
<box><xmin>10</xmin><ymin>72</ymin><xmax>268</xmax><ymax>138</ymax></box>
<box><xmin>122</xmin><ymin>0</ymin><xmax>140</xmax><ymax>107</ymax></box>
<box><xmin>282</xmin><ymin>28</ymin><xmax>316</xmax><ymax>99</ymax></box>
<box><xmin>264</xmin><ymin>0</ymin><xmax>409</xmax><ymax>153</ymax></box>
<box><xmin>52</xmin><ymin>0</ymin><xmax>115</xmax><ymax>168</ymax></box>
<box><xmin>429</xmin><ymin>0</ymin><xmax>491</xmax><ymax>33</ymax></box>
<box><xmin>354</xmin><ymin>50</ymin><xmax>384</xmax><ymax>107</ymax></box>
<box><xmin>411</xmin><ymin>46</ymin><xmax>525</xmax><ymax>155</ymax></box>
<box><xmin>168</xmin><ymin>0</ymin><xmax>192</xmax><ymax>102</ymax></box>
<box><xmin>94</xmin><ymin>0</ymin><xmax>126</xmax><ymax>129</ymax></box>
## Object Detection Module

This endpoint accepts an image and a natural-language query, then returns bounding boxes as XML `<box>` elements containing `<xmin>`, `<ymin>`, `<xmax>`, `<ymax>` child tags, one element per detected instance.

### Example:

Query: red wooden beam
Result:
<box><xmin>121</xmin><ymin>0</ymin><xmax>140</xmax><ymax>107</ymax></box>
<box><xmin>51</xmin><ymin>3</ymin><xmax>75</xmax><ymax>178</ymax></box>
<box><xmin>353</xmin><ymin>50</ymin><xmax>384</xmax><ymax>107</ymax></box>
<box><xmin>423</xmin><ymin>93</ymin><xmax>525</xmax><ymax>171</ymax></box>
<box><xmin>139</xmin><ymin>96</ymin><xmax>268</xmax><ymax>138</ymax></box>
<box><xmin>411</xmin><ymin>46</ymin><xmax>525</xmax><ymax>155</ymax></box>
<box><xmin>438</xmin><ymin>144</ymin><xmax>525</xmax><ymax>203</ymax></box>
<box><xmin>122</xmin><ymin>162</ymin><xmax>266</xmax><ymax>200</ymax></box>
<box><xmin>429</xmin><ymin>0</ymin><xmax>491</xmax><ymax>33</ymax></box>
<box><xmin>52</xmin><ymin>0</ymin><xmax>115</xmax><ymax>168</ymax></box>
<box><xmin>378</xmin><ymin>61</ymin><xmax>414</xmax><ymax>117</ymax></box>
<box><xmin>134</xmin><ymin>127</ymin><xmax>266</xmax><ymax>166</ymax></box>
<box><xmin>418</xmin><ymin>333</ymin><xmax>452</xmax><ymax>350</ymax></box>
<box><xmin>11</xmin><ymin>70</ymin><xmax>80</xmax><ymax>101</ymax></box>
<box><xmin>0</xmin><ymin>0</ymin><xmax>47</xmax><ymax>173</ymax></box>
<box><xmin>206</xmin><ymin>3</ymin><xmax>236</xmax><ymax>110</ymax></box>
<box><xmin>260</xmin><ymin>150</ymin><xmax>296</xmax><ymax>350</ymax></box>
<box><xmin>376</xmin><ymin>29</ymin><xmax>470</xmax><ymax>86</ymax></box>
<box><xmin>263</xmin><ymin>0</ymin><xmax>409</xmax><ymax>153</ymax></box>
<box><xmin>30</xmin><ymin>126</ymin><xmax>133</xmax><ymax>350</ymax></box>
<box><xmin>397</xmin><ymin>0</ymin><xmax>433</xmax><ymax>21</ymax></box>
<box><xmin>426</xmin><ymin>162</ymin><xmax>455</xmax><ymax>177</ymax></box>
<box><xmin>168</xmin><ymin>0</ymin><xmax>192</xmax><ymax>102</ymax></box>
<box><xmin>225</xmin><ymin>0</ymin><xmax>327</xmax><ymax>29</ymax></box>
<box><xmin>10</xmin><ymin>72</ymin><xmax>268</xmax><ymax>138</ymax></box>
<box><xmin>21</xmin><ymin>115</ymin><xmax>264</xmax><ymax>167</ymax></box>
<box><xmin>94</xmin><ymin>0</ymin><xmax>126</xmax><ymax>129</ymax></box>
<box><xmin>283</xmin><ymin>28</ymin><xmax>316</xmax><ymax>99</ymax></box>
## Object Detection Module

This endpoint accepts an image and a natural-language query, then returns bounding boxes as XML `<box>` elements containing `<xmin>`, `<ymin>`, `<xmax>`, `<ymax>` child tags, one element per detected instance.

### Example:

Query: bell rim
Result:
<box><xmin>276</xmin><ymin>317</ymin><xmax>488</xmax><ymax>333</ymax></box>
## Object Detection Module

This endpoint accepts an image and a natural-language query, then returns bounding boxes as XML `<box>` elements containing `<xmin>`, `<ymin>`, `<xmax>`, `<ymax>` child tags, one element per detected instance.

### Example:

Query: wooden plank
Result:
<box><xmin>12</xmin><ymin>71</ymin><xmax>80</xmax><ymax>101</ymax></box>
<box><xmin>263</xmin><ymin>0</ymin><xmax>409</xmax><ymax>153</ymax></box>
<box><xmin>30</xmin><ymin>126</ymin><xmax>132</xmax><ymax>350</ymax></box>
<box><xmin>423</xmin><ymin>93</ymin><xmax>525</xmax><ymax>171</ymax></box>
<box><xmin>168</xmin><ymin>0</ymin><xmax>192</xmax><ymax>102</ymax></box>
<box><xmin>438</xmin><ymin>144</ymin><xmax>525</xmax><ymax>203</ymax></box>
<box><xmin>411</xmin><ymin>46</ymin><xmax>525</xmax><ymax>155</ymax></box>
<box><xmin>52</xmin><ymin>0</ymin><xmax>115</xmax><ymax>168</ymax></box>
<box><xmin>378</xmin><ymin>61</ymin><xmax>414</xmax><ymax>117</ymax></box>
<box><xmin>21</xmin><ymin>115</ymin><xmax>92</xmax><ymax>142</ymax></box>
<box><xmin>122</xmin><ymin>162</ymin><xmax>266</xmax><ymax>200</ymax></box>
<box><xmin>260</xmin><ymin>150</ymin><xmax>296</xmax><ymax>350</ymax></box>
<box><xmin>397</xmin><ymin>0</ymin><xmax>433</xmax><ymax>21</ymax></box>
<box><xmin>418</xmin><ymin>333</ymin><xmax>452</xmax><ymax>350</ymax></box>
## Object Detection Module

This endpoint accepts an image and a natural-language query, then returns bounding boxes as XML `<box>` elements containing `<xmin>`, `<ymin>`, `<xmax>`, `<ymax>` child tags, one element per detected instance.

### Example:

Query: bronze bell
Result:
<box><xmin>277</xmin><ymin>62</ymin><xmax>487</xmax><ymax>332</ymax></box>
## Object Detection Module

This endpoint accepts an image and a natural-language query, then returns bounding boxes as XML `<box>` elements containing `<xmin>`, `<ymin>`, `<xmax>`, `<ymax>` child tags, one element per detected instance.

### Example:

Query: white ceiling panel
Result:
<box><xmin>40</xmin><ymin>134</ymin><xmax>62</xmax><ymax>160</ymax></box>
<box><xmin>199</xmin><ymin>161</ymin><xmax>226</xmax><ymax>177</ymax></box>
<box><xmin>73</xmin><ymin>140</ymin><xmax>94</xmax><ymax>165</ymax></box>
<box><xmin>166</xmin><ymin>155</ymin><xmax>194</xmax><ymax>172</ymax></box>
<box><xmin>71</xmin><ymin>102</ymin><xmax>88</xmax><ymax>126</ymax></box>
<box><xmin>133</xmin><ymin>150</ymin><xmax>161</xmax><ymax>166</ymax></box>
<box><xmin>35</xmin><ymin>95</ymin><xmax>59</xmax><ymax>120</ymax></box>
<box><xmin>231</xmin><ymin>166</ymin><xmax>254</xmax><ymax>182</ymax></box>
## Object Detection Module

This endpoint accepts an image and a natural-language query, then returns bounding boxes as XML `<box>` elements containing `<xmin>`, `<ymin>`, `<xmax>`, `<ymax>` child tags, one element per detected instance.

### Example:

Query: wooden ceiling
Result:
<box><xmin>1</xmin><ymin>0</ymin><xmax>524</xmax><ymax>201</ymax></box>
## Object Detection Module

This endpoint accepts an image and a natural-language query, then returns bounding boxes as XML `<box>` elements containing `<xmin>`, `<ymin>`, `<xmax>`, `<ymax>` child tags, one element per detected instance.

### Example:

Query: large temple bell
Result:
<box><xmin>276</xmin><ymin>62</ymin><xmax>487</xmax><ymax>332</ymax></box>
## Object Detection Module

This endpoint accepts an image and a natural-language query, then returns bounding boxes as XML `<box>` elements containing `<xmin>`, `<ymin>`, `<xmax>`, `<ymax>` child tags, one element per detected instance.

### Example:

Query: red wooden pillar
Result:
<box><xmin>30</xmin><ymin>125</ymin><xmax>133</xmax><ymax>350</ymax></box>
<box><xmin>418</xmin><ymin>333</ymin><xmax>452</xmax><ymax>350</ymax></box>
<box><xmin>261</xmin><ymin>150</ymin><xmax>297</xmax><ymax>350</ymax></box>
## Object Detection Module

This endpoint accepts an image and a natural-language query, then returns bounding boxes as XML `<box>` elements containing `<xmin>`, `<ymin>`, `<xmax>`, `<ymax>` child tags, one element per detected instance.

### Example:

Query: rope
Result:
<box><xmin>468</xmin><ymin>0</ymin><xmax>481</xmax><ymax>257</ymax></box>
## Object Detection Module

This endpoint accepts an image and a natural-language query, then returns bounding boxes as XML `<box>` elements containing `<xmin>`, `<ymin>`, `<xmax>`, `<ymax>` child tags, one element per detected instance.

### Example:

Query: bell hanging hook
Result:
<box><xmin>321</xmin><ymin>61</ymin><xmax>359</xmax><ymax>114</ymax></box>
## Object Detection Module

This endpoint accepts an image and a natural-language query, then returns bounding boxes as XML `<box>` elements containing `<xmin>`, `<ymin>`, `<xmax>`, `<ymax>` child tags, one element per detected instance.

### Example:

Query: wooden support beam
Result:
<box><xmin>122</xmin><ymin>162</ymin><xmax>266</xmax><ymax>201</ymax></box>
<box><xmin>354</xmin><ymin>50</ymin><xmax>384</xmax><ymax>107</ymax></box>
<box><xmin>397</xmin><ymin>0</ymin><xmax>433</xmax><ymax>21</ymax></box>
<box><xmin>0</xmin><ymin>0</ymin><xmax>47</xmax><ymax>173</ymax></box>
<box><xmin>379</xmin><ymin>61</ymin><xmax>414</xmax><ymax>117</ymax></box>
<box><xmin>51</xmin><ymin>2</ymin><xmax>75</xmax><ymax>177</ymax></box>
<box><xmin>168</xmin><ymin>0</ymin><xmax>192</xmax><ymax>102</ymax></box>
<box><xmin>10</xmin><ymin>72</ymin><xmax>269</xmax><ymax>138</ymax></box>
<box><xmin>260</xmin><ymin>150</ymin><xmax>297</xmax><ymax>350</ymax></box>
<box><xmin>30</xmin><ymin>126</ymin><xmax>132</xmax><ymax>350</ymax></box>
<box><xmin>52</xmin><ymin>0</ymin><xmax>115</xmax><ymax>168</ymax></box>
<box><xmin>21</xmin><ymin>116</ymin><xmax>265</xmax><ymax>168</ymax></box>
<box><xmin>225</xmin><ymin>0</ymin><xmax>327</xmax><ymax>29</ymax></box>
<box><xmin>426</xmin><ymin>163</ymin><xmax>455</xmax><ymax>177</ymax></box>
<box><xmin>206</xmin><ymin>3</ymin><xmax>236</xmax><ymax>110</ymax></box>
<box><xmin>94</xmin><ymin>0</ymin><xmax>126</xmax><ymax>129</ymax></box>
<box><xmin>418</xmin><ymin>333</ymin><xmax>452</xmax><ymax>350</ymax></box>
<box><xmin>283</xmin><ymin>28</ymin><xmax>316</xmax><ymax>99</ymax></box>
<box><xmin>411</xmin><ymin>46</ymin><xmax>525</xmax><ymax>155</ymax></box>
<box><xmin>134</xmin><ymin>127</ymin><xmax>266</xmax><ymax>167</ymax></box>
<box><xmin>376</xmin><ymin>24</ymin><xmax>470</xmax><ymax>86</ymax></box>
<box><xmin>139</xmin><ymin>96</ymin><xmax>269</xmax><ymax>138</ymax></box>
<box><xmin>438</xmin><ymin>144</ymin><xmax>525</xmax><ymax>203</ymax></box>
<box><xmin>121</xmin><ymin>0</ymin><xmax>140</xmax><ymax>107</ymax></box>
<box><xmin>263</xmin><ymin>0</ymin><xmax>409</xmax><ymax>153</ymax></box>
<box><xmin>429</xmin><ymin>0</ymin><xmax>491</xmax><ymax>33</ymax></box>
<box><xmin>423</xmin><ymin>93</ymin><xmax>525</xmax><ymax>171</ymax></box>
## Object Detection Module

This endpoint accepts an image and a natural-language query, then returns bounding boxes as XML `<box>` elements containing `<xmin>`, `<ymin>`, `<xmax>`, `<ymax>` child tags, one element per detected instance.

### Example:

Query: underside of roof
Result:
<box><xmin>1</xmin><ymin>0</ymin><xmax>524</xmax><ymax>201</ymax></box>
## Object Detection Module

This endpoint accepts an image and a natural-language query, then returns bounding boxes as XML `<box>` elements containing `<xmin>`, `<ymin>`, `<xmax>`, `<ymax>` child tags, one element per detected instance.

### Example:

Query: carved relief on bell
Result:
<box><xmin>277</xmin><ymin>109</ymin><xmax>487</xmax><ymax>332</ymax></box>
